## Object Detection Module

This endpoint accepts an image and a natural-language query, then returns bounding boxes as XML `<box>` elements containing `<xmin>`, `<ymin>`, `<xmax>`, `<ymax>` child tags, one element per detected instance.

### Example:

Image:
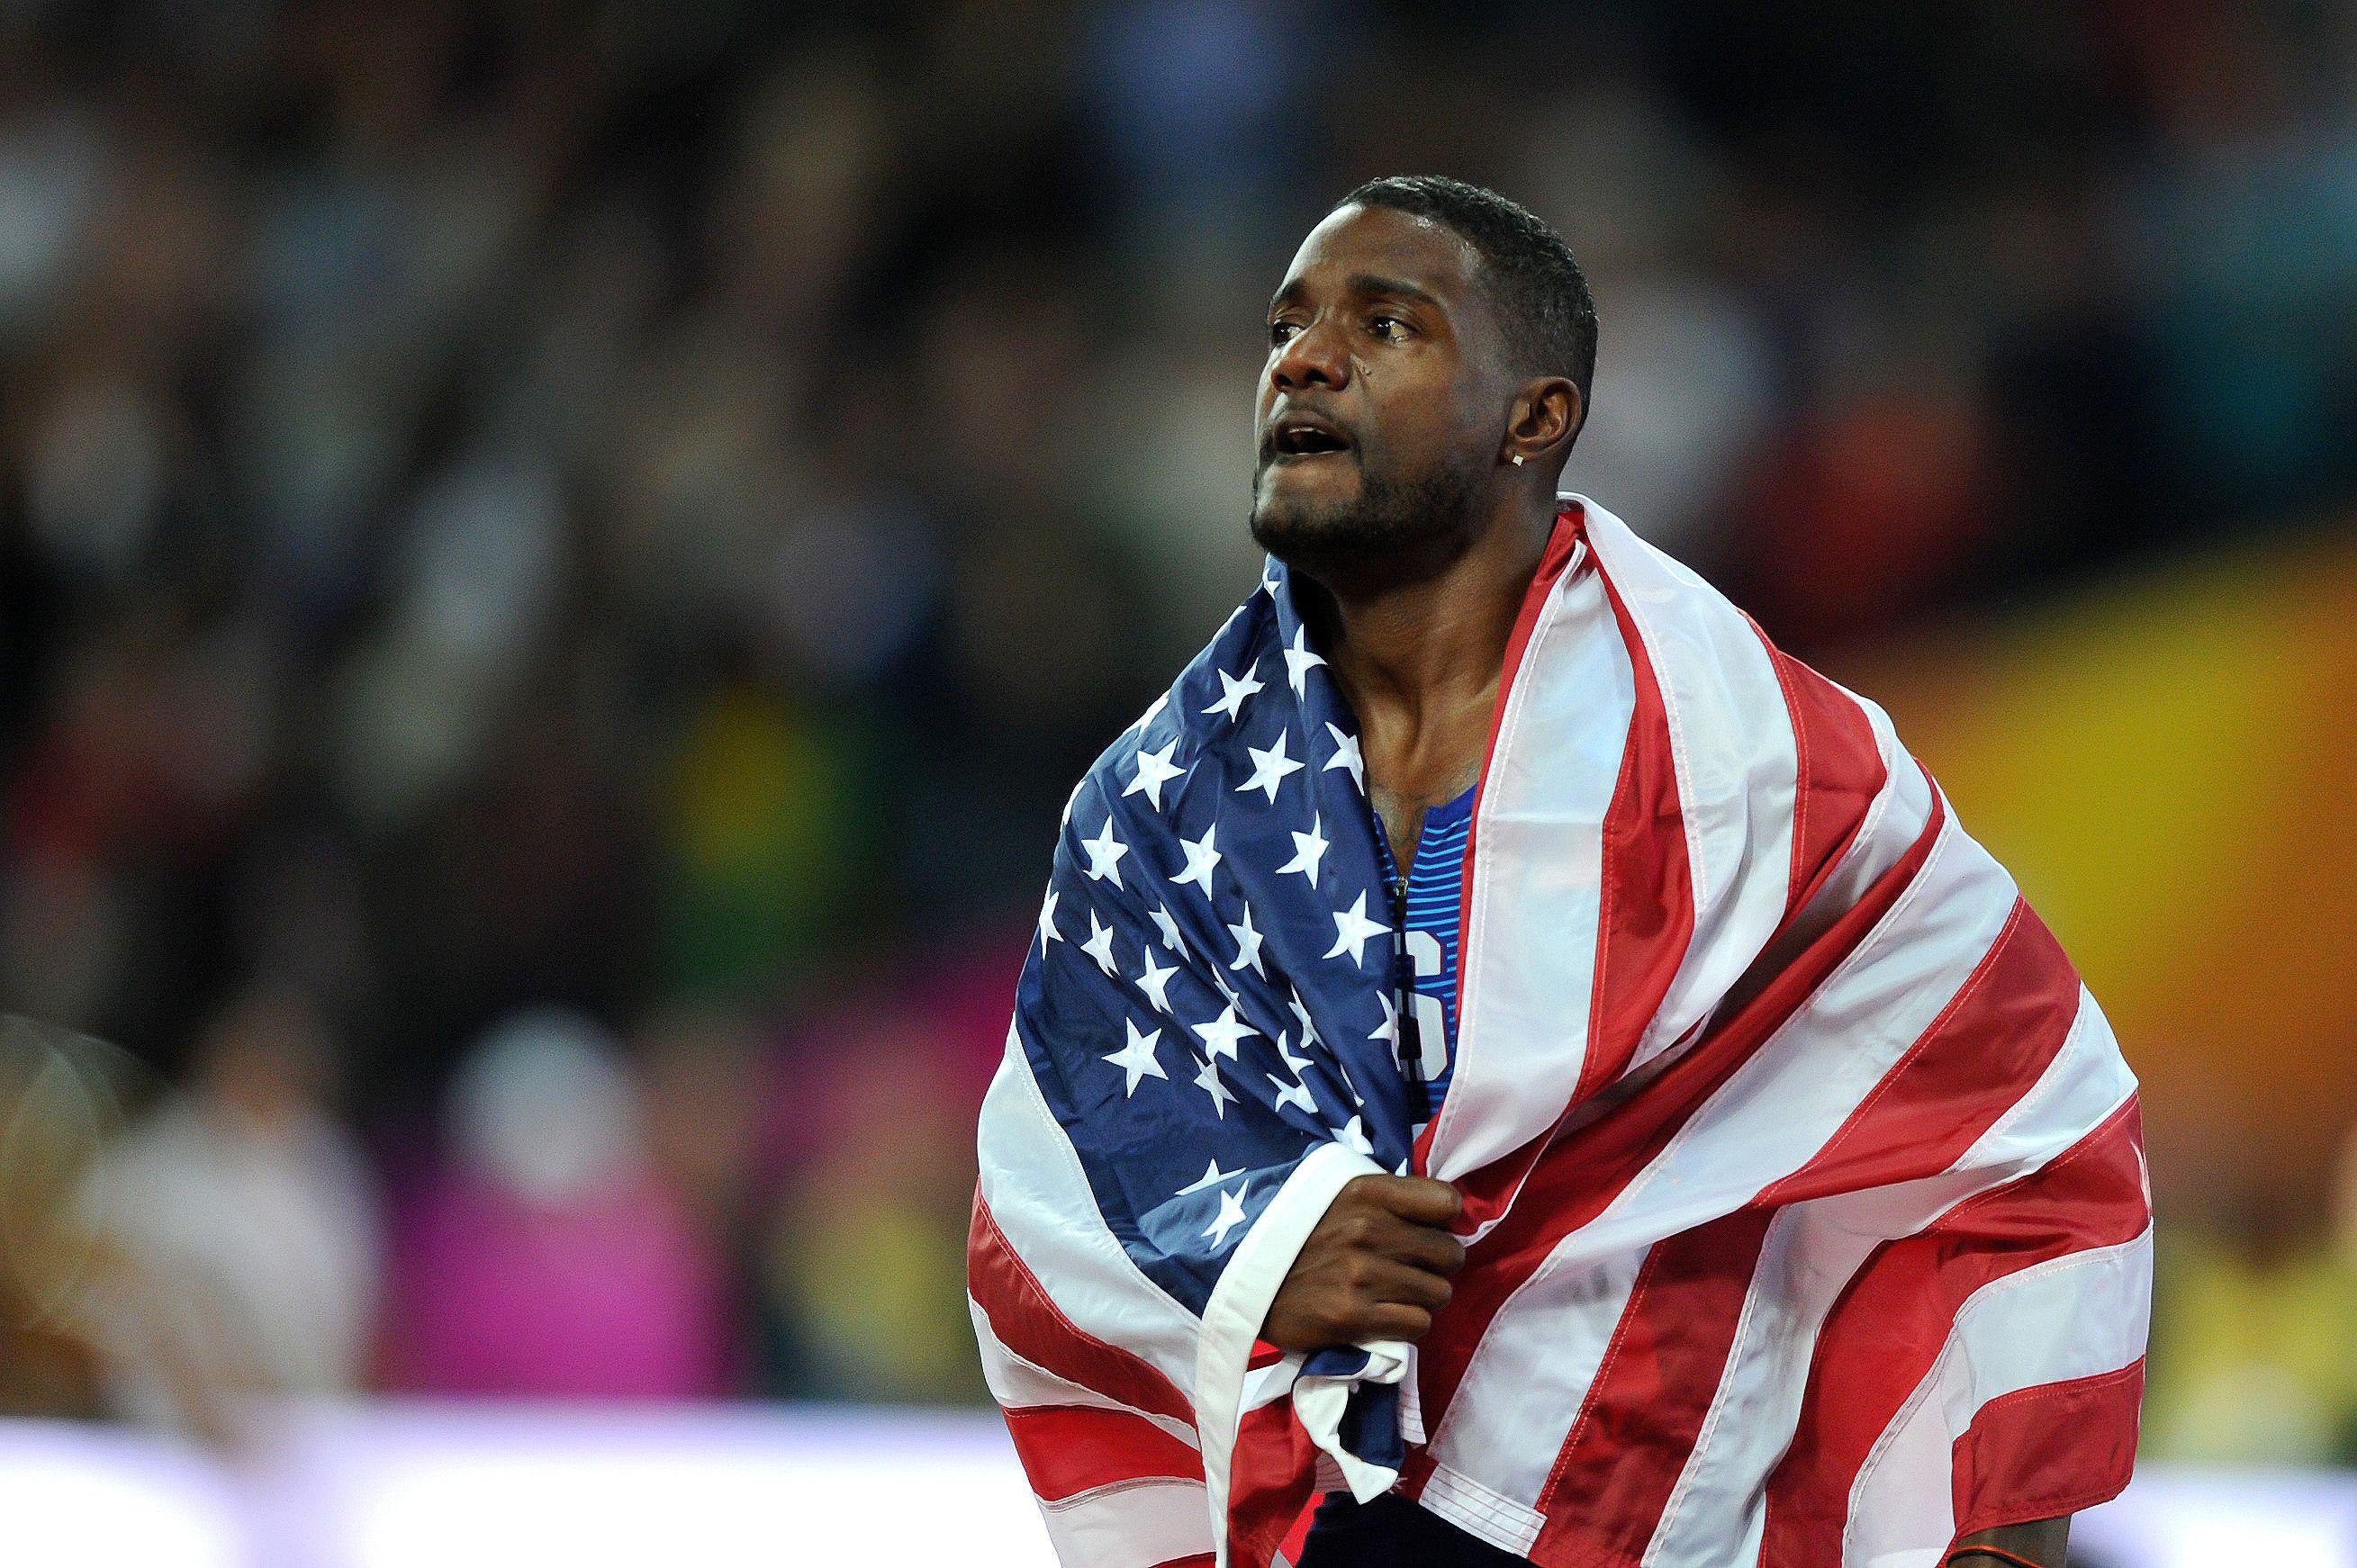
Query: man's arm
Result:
<box><xmin>1949</xmin><ymin>1515</ymin><xmax>2070</xmax><ymax>1567</ymax></box>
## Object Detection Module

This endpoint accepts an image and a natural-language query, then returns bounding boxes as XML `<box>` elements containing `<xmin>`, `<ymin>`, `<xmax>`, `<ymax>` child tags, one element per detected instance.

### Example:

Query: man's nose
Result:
<box><xmin>1270</xmin><ymin>318</ymin><xmax>1350</xmax><ymax>392</ymax></box>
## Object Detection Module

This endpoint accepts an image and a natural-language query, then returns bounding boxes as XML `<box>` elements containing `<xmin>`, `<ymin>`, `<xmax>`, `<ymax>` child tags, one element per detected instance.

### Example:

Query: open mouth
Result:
<box><xmin>1269</xmin><ymin>419</ymin><xmax>1353</xmax><ymax>462</ymax></box>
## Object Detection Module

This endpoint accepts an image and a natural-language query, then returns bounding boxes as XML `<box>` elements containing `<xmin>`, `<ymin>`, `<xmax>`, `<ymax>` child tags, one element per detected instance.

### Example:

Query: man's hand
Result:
<box><xmin>1262</xmin><ymin>1174</ymin><xmax>1466</xmax><ymax>1351</ymax></box>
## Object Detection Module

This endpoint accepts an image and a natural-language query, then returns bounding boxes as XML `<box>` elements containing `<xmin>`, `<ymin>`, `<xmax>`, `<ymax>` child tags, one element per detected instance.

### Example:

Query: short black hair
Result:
<box><xmin>1337</xmin><ymin>174</ymin><xmax>1598</xmax><ymax>417</ymax></box>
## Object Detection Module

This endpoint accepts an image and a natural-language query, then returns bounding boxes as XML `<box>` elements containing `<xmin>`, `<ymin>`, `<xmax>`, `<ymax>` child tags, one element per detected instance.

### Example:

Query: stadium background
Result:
<box><xmin>1</xmin><ymin>0</ymin><xmax>2354</xmax><ymax>1563</ymax></box>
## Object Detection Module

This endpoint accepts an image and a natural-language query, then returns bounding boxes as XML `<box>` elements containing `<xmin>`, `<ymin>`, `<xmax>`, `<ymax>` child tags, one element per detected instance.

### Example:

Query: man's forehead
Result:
<box><xmin>1273</xmin><ymin>203</ymin><xmax>1481</xmax><ymax>303</ymax></box>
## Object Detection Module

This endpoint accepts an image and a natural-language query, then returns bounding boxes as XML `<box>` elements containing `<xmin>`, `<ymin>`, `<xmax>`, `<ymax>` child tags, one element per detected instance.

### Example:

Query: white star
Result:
<box><xmin>1275</xmin><ymin>1029</ymin><xmax>1313</xmax><ymax>1077</ymax></box>
<box><xmin>1337</xmin><ymin>1116</ymin><xmax>1374</xmax><ymax>1156</ymax></box>
<box><xmin>1236</xmin><ymin>730</ymin><xmax>1305</xmax><ymax>804</ymax></box>
<box><xmin>1225</xmin><ymin>903</ymin><xmax>1266</xmax><ymax>977</ymax></box>
<box><xmin>1193</xmin><ymin>1056</ymin><xmax>1235</xmax><ymax>1119</ymax></box>
<box><xmin>1172</xmin><ymin>822</ymin><xmax>1221</xmax><ymax>900</ymax></box>
<box><xmin>1036</xmin><ymin>888</ymin><xmax>1062</xmax><ymax>952</ymax></box>
<box><xmin>1103</xmin><ymin>1018</ymin><xmax>1168</xmax><ymax>1095</ymax></box>
<box><xmin>1276</xmin><ymin>813</ymin><xmax>1330</xmax><ymax>885</ymax></box>
<box><xmin>1370</xmin><ymin>989</ymin><xmax>1399</xmax><ymax>1049</ymax></box>
<box><xmin>1269</xmin><ymin>1072</ymin><xmax>1316</xmax><ymax>1118</ymax></box>
<box><xmin>1079</xmin><ymin>818</ymin><xmax>1129</xmax><ymax>886</ymax></box>
<box><xmin>1128</xmin><ymin>691</ymin><xmax>1169</xmax><ymax>735</ymax></box>
<box><xmin>1284</xmin><ymin>626</ymin><xmax>1327</xmax><ymax>697</ymax></box>
<box><xmin>1191</xmin><ymin>1004</ymin><xmax>1257</xmax><ymax>1061</ymax></box>
<box><xmin>1150</xmin><ymin>903</ymin><xmax>1185</xmax><ymax>952</ymax></box>
<box><xmin>1179</xmin><ymin>1158</ymin><xmax>1242</xmax><ymax>1195</ymax></box>
<box><xmin>1289</xmin><ymin>989</ymin><xmax>1322</xmax><ymax>1050</ymax></box>
<box><xmin>1325</xmin><ymin>891</ymin><xmax>1392</xmax><ymax>967</ymax></box>
<box><xmin>1204</xmin><ymin>663</ymin><xmax>1264</xmax><ymax>723</ymax></box>
<box><xmin>1133</xmin><ymin>951</ymin><xmax>1178</xmax><ymax>1013</ymax></box>
<box><xmin>1124</xmin><ymin>740</ymin><xmax>1183</xmax><ymax>811</ymax></box>
<box><xmin>1204</xmin><ymin>1184</ymin><xmax>1250</xmax><ymax>1248</ymax></box>
<box><xmin>1081</xmin><ymin>909</ymin><xmax>1120</xmax><ymax>976</ymax></box>
<box><xmin>1323</xmin><ymin>723</ymin><xmax>1365</xmax><ymax>791</ymax></box>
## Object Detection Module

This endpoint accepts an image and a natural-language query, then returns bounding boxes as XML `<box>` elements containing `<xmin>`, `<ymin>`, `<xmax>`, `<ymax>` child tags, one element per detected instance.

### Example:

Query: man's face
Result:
<box><xmin>1251</xmin><ymin>203</ymin><xmax>1511</xmax><ymax>569</ymax></box>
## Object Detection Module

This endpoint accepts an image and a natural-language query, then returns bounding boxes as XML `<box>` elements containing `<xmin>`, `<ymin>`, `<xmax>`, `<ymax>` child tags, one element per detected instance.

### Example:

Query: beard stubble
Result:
<box><xmin>1248</xmin><ymin>446</ymin><xmax>1485</xmax><ymax>581</ymax></box>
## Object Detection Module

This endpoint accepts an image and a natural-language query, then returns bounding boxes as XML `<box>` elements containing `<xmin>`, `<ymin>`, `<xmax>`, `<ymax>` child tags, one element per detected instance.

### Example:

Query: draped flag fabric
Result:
<box><xmin>969</xmin><ymin>496</ymin><xmax>2151</xmax><ymax>1568</ymax></box>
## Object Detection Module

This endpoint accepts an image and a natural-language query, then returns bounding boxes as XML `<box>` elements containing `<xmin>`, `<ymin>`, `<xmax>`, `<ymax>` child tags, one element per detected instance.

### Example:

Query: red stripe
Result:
<box><xmin>1002</xmin><ymin>1403</ymin><xmax>1205</xmax><ymax>1501</ymax></box>
<box><xmin>1573</xmin><ymin>561</ymin><xmax>1696</xmax><ymax>1108</ymax></box>
<box><xmin>1527</xmin><ymin>1209</ymin><xmax>1775</xmax><ymax>1565</ymax></box>
<box><xmin>1414</xmin><ymin>782</ymin><xmax>1948</xmax><ymax>1436</ymax></box>
<box><xmin>1525</xmin><ymin>884</ymin><xmax>2084</xmax><ymax>1563</ymax></box>
<box><xmin>1754</xmin><ymin>632</ymin><xmax>1887</xmax><ymax>921</ymax></box>
<box><xmin>1759</xmin><ymin>1101</ymin><xmax>2149</xmax><ymax>1567</ymax></box>
<box><xmin>968</xmin><ymin>1191</ymin><xmax>1195</xmax><ymax>1427</ymax></box>
<box><xmin>1949</xmin><ymin>1359</ymin><xmax>2145</xmax><ymax>1541</ymax></box>
<box><xmin>1226</xmin><ymin>1400</ymin><xmax>1321</xmax><ymax>1568</ymax></box>
<box><xmin>1754</xmin><ymin>899</ymin><xmax>2079</xmax><ymax>1210</ymax></box>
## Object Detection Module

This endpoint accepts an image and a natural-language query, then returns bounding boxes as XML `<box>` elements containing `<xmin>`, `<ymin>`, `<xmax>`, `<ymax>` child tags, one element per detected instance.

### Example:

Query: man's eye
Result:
<box><xmin>1370</xmin><ymin>315</ymin><xmax>1408</xmax><ymax>340</ymax></box>
<box><xmin>1269</xmin><ymin>320</ymin><xmax>1298</xmax><ymax>344</ymax></box>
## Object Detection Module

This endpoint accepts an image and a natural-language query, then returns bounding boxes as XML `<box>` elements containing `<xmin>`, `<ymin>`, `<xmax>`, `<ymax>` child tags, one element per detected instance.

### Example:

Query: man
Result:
<box><xmin>971</xmin><ymin>176</ymin><xmax>2147</xmax><ymax>1568</ymax></box>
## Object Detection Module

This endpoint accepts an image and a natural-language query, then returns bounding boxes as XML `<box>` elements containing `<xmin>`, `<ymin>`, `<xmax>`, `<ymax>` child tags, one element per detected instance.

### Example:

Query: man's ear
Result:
<box><xmin>1504</xmin><ymin>377</ymin><xmax>1582</xmax><ymax>465</ymax></box>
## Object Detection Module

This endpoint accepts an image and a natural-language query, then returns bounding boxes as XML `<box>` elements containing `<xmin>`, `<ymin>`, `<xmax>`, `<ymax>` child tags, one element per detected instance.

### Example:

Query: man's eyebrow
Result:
<box><xmin>1266</xmin><ymin>273</ymin><xmax>1449</xmax><ymax>315</ymax></box>
<box><xmin>1346</xmin><ymin>273</ymin><xmax>1446</xmax><ymax>311</ymax></box>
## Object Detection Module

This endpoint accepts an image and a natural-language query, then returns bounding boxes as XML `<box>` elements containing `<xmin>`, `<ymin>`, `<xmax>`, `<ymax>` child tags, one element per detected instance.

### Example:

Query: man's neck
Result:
<box><xmin>1299</xmin><ymin>495</ymin><xmax>1558</xmax><ymax>863</ymax></box>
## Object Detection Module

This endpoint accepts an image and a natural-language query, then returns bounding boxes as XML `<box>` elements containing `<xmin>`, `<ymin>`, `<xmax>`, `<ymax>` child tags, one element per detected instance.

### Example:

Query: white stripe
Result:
<box><xmin>1430</xmin><ymin>546</ymin><xmax>1630</xmax><ymax>1186</ymax></box>
<box><xmin>1639</xmin><ymin>989</ymin><xmax>2137</xmax><ymax>1568</ymax></box>
<box><xmin>1429</xmin><ymin>798</ymin><xmax>2016</xmax><ymax>1509</ymax></box>
<box><xmin>1577</xmin><ymin>502</ymin><xmax>1801</xmax><ymax>1077</ymax></box>
<box><xmin>977</xmin><ymin>1024</ymin><xmax>1203</xmax><ymax>1400</ymax></box>
<box><xmin>1039</xmin><ymin>1475</ymin><xmax>1216</xmax><ymax>1568</ymax></box>
<box><xmin>1424</xmin><ymin>1244</ymin><xmax>1651</xmax><ymax>1505</ymax></box>
<box><xmin>1842</xmin><ymin>1225</ymin><xmax>2154</xmax><ymax>1568</ymax></box>
<box><xmin>968</xmin><ymin>1296</ymin><xmax>1203</xmax><ymax>1452</ymax></box>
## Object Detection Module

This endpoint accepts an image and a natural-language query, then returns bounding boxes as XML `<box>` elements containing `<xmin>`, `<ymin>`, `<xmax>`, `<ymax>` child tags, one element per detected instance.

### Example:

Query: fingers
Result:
<box><xmin>1330</xmin><ymin>1178</ymin><xmax>1467</xmax><ymax>1270</ymax></box>
<box><xmin>1366</xmin><ymin>1174</ymin><xmax>1463</xmax><ymax>1228</ymax></box>
<box><xmin>1359</xmin><ymin>1302</ymin><xmax>1436</xmax><ymax>1342</ymax></box>
<box><xmin>1359</xmin><ymin>1258</ymin><xmax>1454</xmax><ymax>1312</ymax></box>
<box><xmin>1376</xmin><ymin>1217</ymin><xmax>1467</xmax><ymax>1276</ymax></box>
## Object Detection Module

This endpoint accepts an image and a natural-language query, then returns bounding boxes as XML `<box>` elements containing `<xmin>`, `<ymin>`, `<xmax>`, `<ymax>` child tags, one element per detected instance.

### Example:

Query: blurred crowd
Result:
<box><xmin>3</xmin><ymin>0</ymin><xmax>2356</xmax><ymax>1460</ymax></box>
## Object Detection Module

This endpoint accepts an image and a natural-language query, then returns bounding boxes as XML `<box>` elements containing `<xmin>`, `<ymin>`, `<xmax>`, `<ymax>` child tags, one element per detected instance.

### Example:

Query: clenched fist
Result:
<box><xmin>1261</xmin><ymin>1174</ymin><xmax>1466</xmax><ymax>1351</ymax></box>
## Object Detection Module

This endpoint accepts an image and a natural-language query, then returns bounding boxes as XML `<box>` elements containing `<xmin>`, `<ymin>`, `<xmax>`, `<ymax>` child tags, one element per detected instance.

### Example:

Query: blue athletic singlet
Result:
<box><xmin>1373</xmin><ymin>783</ymin><xmax>1474</xmax><ymax>1127</ymax></box>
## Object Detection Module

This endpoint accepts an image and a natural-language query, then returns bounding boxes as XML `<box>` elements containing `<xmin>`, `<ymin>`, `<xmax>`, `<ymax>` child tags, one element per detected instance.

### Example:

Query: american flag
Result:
<box><xmin>970</xmin><ymin>497</ymin><xmax>2151</xmax><ymax>1568</ymax></box>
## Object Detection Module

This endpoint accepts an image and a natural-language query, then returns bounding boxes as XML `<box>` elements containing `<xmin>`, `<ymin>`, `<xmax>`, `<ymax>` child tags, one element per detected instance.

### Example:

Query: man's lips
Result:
<box><xmin>1265</xmin><ymin>408</ymin><xmax>1355</xmax><ymax>461</ymax></box>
